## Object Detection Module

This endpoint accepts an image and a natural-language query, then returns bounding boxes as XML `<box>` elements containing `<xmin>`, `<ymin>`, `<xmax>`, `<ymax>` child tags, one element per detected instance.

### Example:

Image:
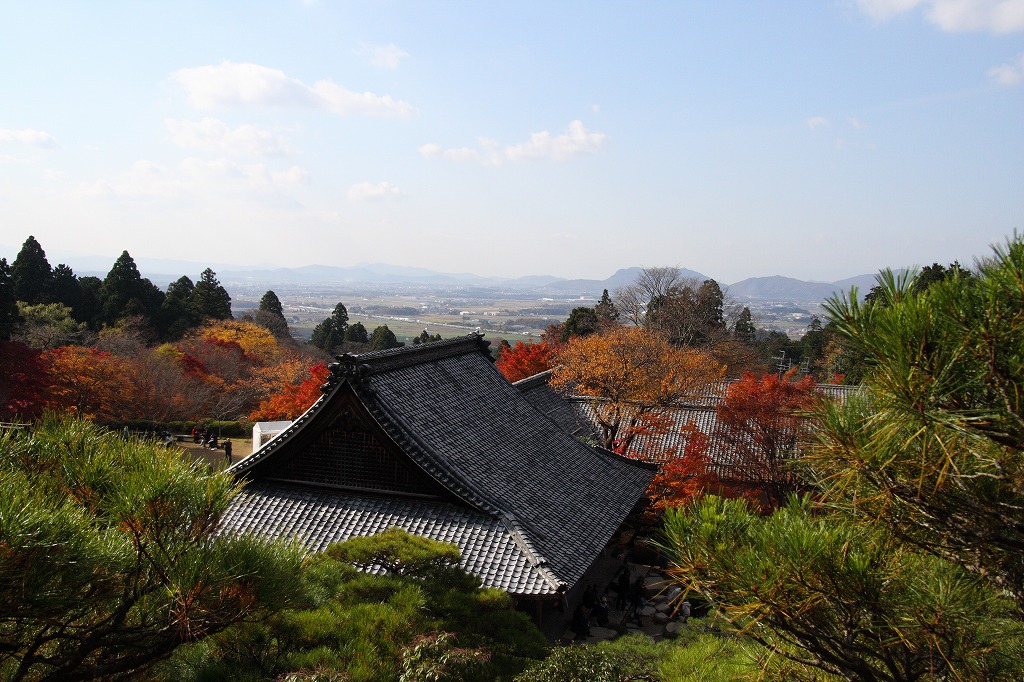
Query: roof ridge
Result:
<box><xmin>511</xmin><ymin>369</ymin><xmax>554</xmax><ymax>390</ymax></box>
<box><xmin>331</xmin><ymin>333</ymin><xmax>490</xmax><ymax>378</ymax></box>
<box><xmin>498</xmin><ymin>514</ymin><xmax>568</xmax><ymax>593</ymax></box>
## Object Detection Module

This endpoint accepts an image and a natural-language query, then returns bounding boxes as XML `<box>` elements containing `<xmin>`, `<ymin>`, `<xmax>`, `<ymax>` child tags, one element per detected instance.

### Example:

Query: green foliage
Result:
<box><xmin>562</xmin><ymin>306</ymin><xmax>599</xmax><ymax>342</ymax></box>
<box><xmin>10</xmin><ymin>235</ymin><xmax>53</xmax><ymax>305</ymax></box>
<box><xmin>731</xmin><ymin>306</ymin><xmax>755</xmax><ymax>344</ymax></box>
<box><xmin>368</xmin><ymin>324</ymin><xmax>402</xmax><ymax>351</ymax></box>
<box><xmin>399</xmin><ymin>631</ymin><xmax>489</xmax><ymax>682</ymax></box>
<box><xmin>99</xmin><ymin>250</ymin><xmax>165</xmax><ymax>328</ymax></box>
<box><xmin>660</xmin><ymin>496</ymin><xmax>1023</xmax><ymax>681</ymax></box>
<box><xmin>191</xmin><ymin>268</ymin><xmax>232</xmax><ymax>321</ymax></box>
<box><xmin>0</xmin><ymin>258</ymin><xmax>22</xmax><ymax>340</ymax></box>
<box><xmin>310</xmin><ymin>303</ymin><xmax>349</xmax><ymax>352</ymax></box>
<box><xmin>595</xmin><ymin>288</ymin><xmax>619</xmax><ymax>325</ymax></box>
<box><xmin>818</xmin><ymin>237</ymin><xmax>1024</xmax><ymax>613</ymax></box>
<box><xmin>259</xmin><ymin>290</ymin><xmax>285</xmax><ymax>318</ymax></box>
<box><xmin>325</xmin><ymin>527</ymin><xmax>463</xmax><ymax>576</ymax></box>
<box><xmin>343</xmin><ymin>321</ymin><xmax>368</xmax><ymax>344</ymax></box>
<box><xmin>12</xmin><ymin>302</ymin><xmax>89</xmax><ymax>349</ymax></box>
<box><xmin>514</xmin><ymin>633</ymin><xmax>755</xmax><ymax>682</ymax></box>
<box><xmin>0</xmin><ymin>415</ymin><xmax>305</xmax><ymax>681</ymax></box>
<box><xmin>163</xmin><ymin>528</ymin><xmax>546</xmax><ymax>682</ymax></box>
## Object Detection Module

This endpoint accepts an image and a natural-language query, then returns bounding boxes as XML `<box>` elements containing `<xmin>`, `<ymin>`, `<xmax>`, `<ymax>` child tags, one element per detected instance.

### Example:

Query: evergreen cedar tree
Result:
<box><xmin>258</xmin><ymin>290</ymin><xmax>284</xmax><ymax>318</ymax></box>
<box><xmin>495</xmin><ymin>340</ymin><xmax>554</xmax><ymax>383</ymax></box>
<box><xmin>657</xmin><ymin>237</ymin><xmax>1024</xmax><ymax>681</ymax></box>
<box><xmin>648</xmin><ymin>370</ymin><xmax>818</xmax><ymax>514</ymax></box>
<box><xmin>368</xmin><ymin>323</ymin><xmax>403</xmax><ymax>350</ymax></box>
<box><xmin>550</xmin><ymin>325</ymin><xmax>724</xmax><ymax>453</ymax></box>
<box><xmin>0</xmin><ymin>257</ymin><xmax>23</xmax><ymax>339</ymax></box>
<box><xmin>10</xmin><ymin>235</ymin><xmax>53</xmax><ymax>305</ymax></box>
<box><xmin>310</xmin><ymin>301</ymin><xmax>348</xmax><ymax>352</ymax></box>
<box><xmin>0</xmin><ymin>416</ymin><xmax>305</xmax><ymax>682</ymax></box>
<box><xmin>344</xmin><ymin>319</ymin><xmax>368</xmax><ymax>343</ymax></box>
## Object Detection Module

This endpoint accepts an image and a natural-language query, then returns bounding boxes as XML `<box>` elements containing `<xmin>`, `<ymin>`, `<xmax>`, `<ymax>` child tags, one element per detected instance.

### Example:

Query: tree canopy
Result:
<box><xmin>550</xmin><ymin>326</ymin><xmax>724</xmax><ymax>452</ymax></box>
<box><xmin>0</xmin><ymin>415</ymin><xmax>304</xmax><ymax>681</ymax></box>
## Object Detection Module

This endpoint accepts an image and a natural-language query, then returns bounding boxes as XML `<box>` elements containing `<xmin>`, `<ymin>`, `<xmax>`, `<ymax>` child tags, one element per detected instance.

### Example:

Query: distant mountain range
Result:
<box><xmin>56</xmin><ymin>253</ymin><xmax>880</xmax><ymax>304</ymax></box>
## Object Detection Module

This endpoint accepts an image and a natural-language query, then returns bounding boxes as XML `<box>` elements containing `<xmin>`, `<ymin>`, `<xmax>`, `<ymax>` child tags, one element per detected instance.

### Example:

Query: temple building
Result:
<box><xmin>222</xmin><ymin>334</ymin><xmax>655</xmax><ymax>622</ymax></box>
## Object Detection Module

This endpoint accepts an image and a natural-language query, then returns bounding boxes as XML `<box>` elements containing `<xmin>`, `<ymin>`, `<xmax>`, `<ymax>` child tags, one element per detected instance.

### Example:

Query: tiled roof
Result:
<box><xmin>513</xmin><ymin>370</ymin><xmax>601</xmax><ymax>440</ymax></box>
<box><xmin>516</xmin><ymin>371</ymin><xmax>858</xmax><ymax>473</ymax></box>
<box><xmin>223</xmin><ymin>481</ymin><xmax>559</xmax><ymax>595</ymax></box>
<box><xmin>226</xmin><ymin>335</ymin><xmax>655</xmax><ymax>597</ymax></box>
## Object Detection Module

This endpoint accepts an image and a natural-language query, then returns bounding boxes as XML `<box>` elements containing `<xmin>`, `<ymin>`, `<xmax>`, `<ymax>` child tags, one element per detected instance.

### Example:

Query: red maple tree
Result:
<box><xmin>495</xmin><ymin>341</ymin><xmax>554</xmax><ymax>383</ymax></box>
<box><xmin>648</xmin><ymin>370</ymin><xmax>819</xmax><ymax>513</ymax></box>
<box><xmin>250</xmin><ymin>362</ymin><xmax>330</xmax><ymax>421</ymax></box>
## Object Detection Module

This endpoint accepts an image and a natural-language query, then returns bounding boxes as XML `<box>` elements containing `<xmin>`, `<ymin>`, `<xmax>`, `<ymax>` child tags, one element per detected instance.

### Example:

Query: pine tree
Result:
<box><xmin>11</xmin><ymin>235</ymin><xmax>53</xmax><ymax>304</ymax></box>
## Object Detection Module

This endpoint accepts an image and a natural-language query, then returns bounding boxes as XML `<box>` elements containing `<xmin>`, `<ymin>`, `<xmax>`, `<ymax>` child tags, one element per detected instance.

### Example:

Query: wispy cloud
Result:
<box><xmin>0</xmin><ymin>128</ymin><xmax>58</xmax><ymax>148</ymax></box>
<box><xmin>420</xmin><ymin>120</ymin><xmax>607</xmax><ymax>166</ymax></box>
<box><xmin>359</xmin><ymin>43</ymin><xmax>409</xmax><ymax>69</ymax></box>
<box><xmin>805</xmin><ymin>116</ymin><xmax>830</xmax><ymax>130</ymax></box>
<box><xmin>165</xmin><ymin>118</ymin><xmax>294</xmax><ymax>156</ymax></box>
<box><xmin>856</xmin><ymin>0</ymin><xmax>1024</xmax><ymax>34</ymax></box>
<box><xmin>77</xmin><ymin>157</ymin><xmax>309</xmax><ymax>200</ymax></box>
<box><xmin>988</xmin><ymin>52</ymin><xmax>1024</xmax><ymax>84</ymax></box>
<box><xmin>172</xmin><ymin>61</ymin><xmax>414</xmax><ymax>117</ymax></box>
<box><xmin>347</xmin><ymin>181</ymin><xmax>403</xmax><ymax>202</ymax></box>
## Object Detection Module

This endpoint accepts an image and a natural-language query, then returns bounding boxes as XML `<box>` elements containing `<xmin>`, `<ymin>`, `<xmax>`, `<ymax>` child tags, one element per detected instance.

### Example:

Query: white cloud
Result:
<box><xmin>988</xmin><ymin>52</ymin><xmax>1024</xmax><ymax>84</ymax></box>
<box><xmin>856</xmin><ymin>0</ymin><xmax>1024</xmax><ymax>33</ymax></box>
<box><xmin>850</xmin><ymin>117</ymin><xmax>865</xmax><ymax>129</ymax></box>
<box><xmin>0</xmin><ymin>128</ymin><xmax>57</xmax><ymax>148</ymax></box>
<box><xmin>420</xmin><ymin>120</ymin><xmax>608</xmax><ymax>166</ymax></box>
<box><xmin>347</xmin><ymin>181</ymin><xmax>403</xmax><ymax>202</ymax></box>
<box><xmin>171</xmin><ymin>61</ymin><xmax>413</xmax><ymax>117</ymax></box>
<box><xmin>77</xmin><ymin>157</ymin><xmax>309</xmax><ymax>200</ymax></box>
<box><xmin>805</xmin><ymin>116</ymin><xmax>830</xmax><ymax>130</ymax></box>
<box><xmin>360</xmin><ymin>43</ymin><xmax>409</xmax><ymax>69</ymax></box>
<box><xmin>165</xmin><ymin>118</ymin><xmax>294</xmax><ymax>156</ymax></box>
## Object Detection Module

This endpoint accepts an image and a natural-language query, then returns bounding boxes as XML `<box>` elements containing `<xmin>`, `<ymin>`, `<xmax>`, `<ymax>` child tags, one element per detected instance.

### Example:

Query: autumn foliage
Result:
<box><xmin>1</xmin><ymin>318</ymin><xmax>328</xmax><ymax>426</ymax></box>
<box><xmin>250</xmin><ymin>362</ymin><xmax>330</xmax><ymax>421</ymax></box>
<box><xmin>648</xmin><ymin>370</ymin><xmax>820</xmax><ymax>513</ymax></box>
<box><xmin>496</xmin><ymin>341</ymin><xmax>554</xmax><ymax>382</ymax></box>
<box><xmin>550</xmin><ymin>326</ymin><xmax>724</xmax><ymax>453</ymax></box>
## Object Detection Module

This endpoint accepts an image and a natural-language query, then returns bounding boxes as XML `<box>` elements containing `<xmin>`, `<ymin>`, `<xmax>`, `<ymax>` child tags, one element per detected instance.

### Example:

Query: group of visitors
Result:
<box><xmin>190</xmin><ymin>426</ymin><xmax>233</xmax><ymax>463</ymax></box>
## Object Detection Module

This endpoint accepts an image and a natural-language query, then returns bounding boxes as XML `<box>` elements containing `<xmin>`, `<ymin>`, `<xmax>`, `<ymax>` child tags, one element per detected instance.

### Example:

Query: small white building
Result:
<box><xmin>252</xmin><ymin>421</ymin><xmax>293</xmax><ymax>450</ymax></box>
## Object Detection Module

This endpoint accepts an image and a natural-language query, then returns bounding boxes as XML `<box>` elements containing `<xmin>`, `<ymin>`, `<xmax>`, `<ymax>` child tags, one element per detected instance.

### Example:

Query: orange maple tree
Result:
<box><xmin>550</xmin><ymin>326</ymin><xmax>724</xmax><ymax>453</ymax></box>
<box><xmin>250</xmin><ymin>362</ymin><xmax>330</xmax><ymax>421</ymax></box>
<box><xmin>43</xmin><ymin>345</ymin><xmax>132</xmax><ymax>422</ymax></box>
<box><xmin>496</xmin><ymin>341</ymin><xmax>554</xmax><ymax>382</ymax></box>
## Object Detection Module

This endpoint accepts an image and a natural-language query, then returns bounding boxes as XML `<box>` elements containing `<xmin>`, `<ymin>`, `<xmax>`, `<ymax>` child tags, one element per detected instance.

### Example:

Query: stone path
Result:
<box><xmin>556</xmin><ymin>561</ymin><xmax>697</xmax><ymax>645</ymax></box>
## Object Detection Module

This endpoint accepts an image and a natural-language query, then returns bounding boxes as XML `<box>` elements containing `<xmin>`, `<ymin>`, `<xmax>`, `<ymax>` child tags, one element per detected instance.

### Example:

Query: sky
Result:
<box><xmin>1</xmin><ymin>1</ymin><xmax>1022</xmax><ymax>284</ymax></box>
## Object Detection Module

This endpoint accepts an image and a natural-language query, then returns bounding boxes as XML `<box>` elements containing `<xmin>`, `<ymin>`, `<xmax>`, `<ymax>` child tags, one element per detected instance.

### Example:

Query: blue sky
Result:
<box><xmin>1</xmin><ymin>1</ymin><xmax>1021</xmax><ymax>283</ymax></box>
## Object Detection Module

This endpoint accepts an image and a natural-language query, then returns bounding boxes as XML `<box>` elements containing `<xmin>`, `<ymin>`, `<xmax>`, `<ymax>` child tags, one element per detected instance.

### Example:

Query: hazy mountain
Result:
<box><xmin>41</xmin><ymin>248</ymin><xmax>881</xmax><ymax>303</ymax></box>
<box><xmin>726</xmin><ymin>273</ymin><xmax>883</xmax><ymax>303</ymax></box>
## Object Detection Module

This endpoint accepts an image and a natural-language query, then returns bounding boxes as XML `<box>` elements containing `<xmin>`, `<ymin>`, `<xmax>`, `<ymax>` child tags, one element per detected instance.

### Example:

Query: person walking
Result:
<box><xmin>224</xmin><ymin>439</ymin><xmax>233</xmax><ymax>465</ymax></box>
